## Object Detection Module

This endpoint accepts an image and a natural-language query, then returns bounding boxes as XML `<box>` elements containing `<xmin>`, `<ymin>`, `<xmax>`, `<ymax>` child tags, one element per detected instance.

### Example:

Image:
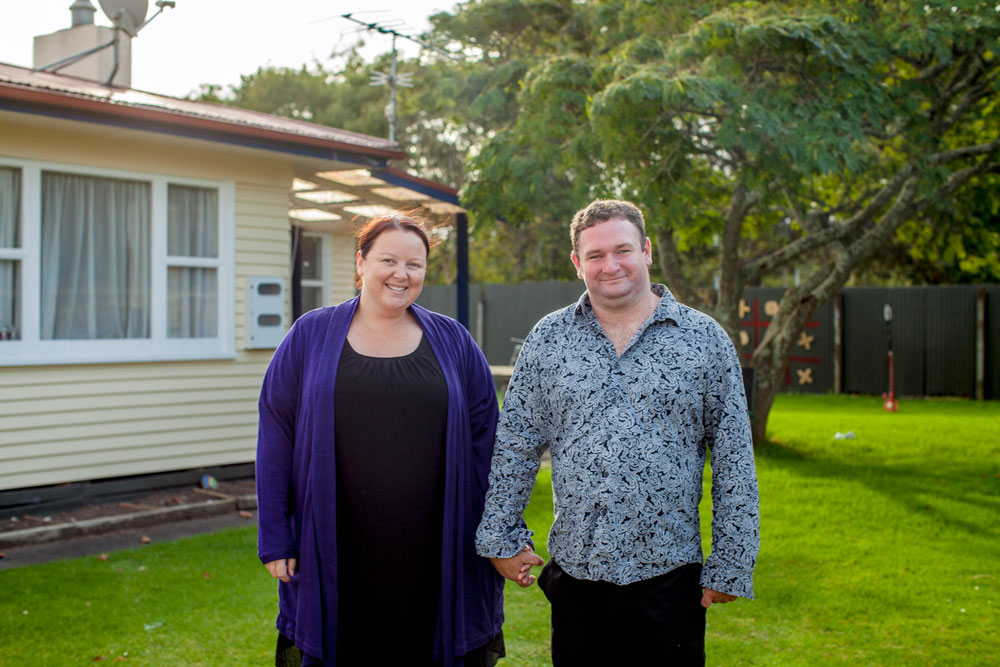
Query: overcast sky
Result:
<box><xmin>0</xmin><ymin>0</ymin><xmax>456</xmax><ymax>97</ymax></box>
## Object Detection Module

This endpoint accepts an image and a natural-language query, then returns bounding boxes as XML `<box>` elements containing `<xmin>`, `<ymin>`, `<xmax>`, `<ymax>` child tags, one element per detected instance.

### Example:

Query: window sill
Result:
<box><xmin>0</xmin><ymin>342</ymin><xmax>240</xmax><ymax>366</ymax></box>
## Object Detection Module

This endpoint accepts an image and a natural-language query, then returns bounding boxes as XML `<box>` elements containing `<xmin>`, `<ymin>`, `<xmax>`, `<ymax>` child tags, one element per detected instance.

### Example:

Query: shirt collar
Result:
<box><xmin>574</xmin><ymin>283</ymin><xmax>682</xmax><ymax>326</ymax></box>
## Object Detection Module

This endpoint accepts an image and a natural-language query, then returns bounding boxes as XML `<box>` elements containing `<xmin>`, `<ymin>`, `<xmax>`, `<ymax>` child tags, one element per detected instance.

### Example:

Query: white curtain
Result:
<box><xmin>0</xmin><ymin>167</ymin><xmax>19</xmax><ymax>339</ymax></box>
<box><xmin>40</xmin><ymin>172</ymin><xmax>150</xmax><ymax>339</ymax></box>
<box><xmin>167</xmin><ymin>185</ymin><xmax>218</xmax><ymax>338</ymax></box>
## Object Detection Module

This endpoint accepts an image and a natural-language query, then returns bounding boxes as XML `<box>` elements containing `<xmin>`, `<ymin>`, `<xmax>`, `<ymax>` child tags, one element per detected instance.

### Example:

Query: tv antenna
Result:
<box><xmin>341</xmin><ymin>13</ymin><xmax>461</xmax><ymax>142</ymax></box>
<box><xmin>36</xmin><ymin>0</ymin><xmax>176</xmax><ymax>85</ymax></box>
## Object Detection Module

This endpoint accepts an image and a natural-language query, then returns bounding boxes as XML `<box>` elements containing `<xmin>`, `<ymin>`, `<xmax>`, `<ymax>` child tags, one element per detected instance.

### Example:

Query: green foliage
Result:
<box><xmin>449</xmin><ymin>0</ymin><xmax>1000</xmax><ymax>438</ymax></box>
<box><xmin>457</xmin><ymin>0</ymin><xmax>1000</xmax><ymax>284</ymax></box>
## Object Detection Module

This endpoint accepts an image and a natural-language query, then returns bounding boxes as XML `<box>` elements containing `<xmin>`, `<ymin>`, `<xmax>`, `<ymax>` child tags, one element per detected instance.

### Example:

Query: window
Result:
<box><xmin>0</xmin><ymin>167</ymin><xmax>21</xmax><ymax>341</ymax></box>
<box><xmin>40</xmin><ymin>172</ymin><xmax>150</xmax><ymax>340</ymax></box>
<box><xmin>167</xmin><ymin>185</ymin><xmax>219</xmax><ymax>338</ymax></box>
<box><xmin>298</xmin><ymin>232</ymin><xmax>329</xmax><ymax>314</ymax></box>
<box><xmin>0</xmin><ymin>158</ymin><xmax>234</xmax><ymax>365</ymax></box>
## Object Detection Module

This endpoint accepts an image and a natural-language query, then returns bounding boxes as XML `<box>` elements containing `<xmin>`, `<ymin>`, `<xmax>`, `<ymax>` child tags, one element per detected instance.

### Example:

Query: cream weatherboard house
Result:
<box><xmin>0</xmin><ymin>56</ymin><xmax>462</xmax><ymax>508</ymax></box>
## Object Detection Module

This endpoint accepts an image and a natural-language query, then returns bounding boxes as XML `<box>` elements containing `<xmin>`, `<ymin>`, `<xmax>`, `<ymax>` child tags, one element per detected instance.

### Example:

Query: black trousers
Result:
<box><xmin>537</xmin><ymin>560</ymin><xmax>706</xmax><ymax>667</ymax></box>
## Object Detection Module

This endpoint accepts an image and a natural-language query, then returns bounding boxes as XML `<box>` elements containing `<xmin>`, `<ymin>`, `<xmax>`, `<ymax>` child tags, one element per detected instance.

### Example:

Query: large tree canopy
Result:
<box><xmin>454</xmin><ymin>0</ymin><xmax>1000</xmax><ymax>440</ymax></box>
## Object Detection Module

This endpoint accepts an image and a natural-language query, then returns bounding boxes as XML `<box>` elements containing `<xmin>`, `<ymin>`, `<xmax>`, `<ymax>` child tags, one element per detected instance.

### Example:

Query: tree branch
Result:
<box><xmin>743</xmin><ymin>163</ymin><xmax>914</xmax><ymax>282</ymax></box>
<box><xmin>929</xmin><ymin>137</ymin><xmax>1000</xmax><ymax>165</ymax></box>
<box><xmin>654</xmin><ymin>229</ymin><xmax>703</xmax><ymax>308</ymax></box>
<box><xmin>942</xmin><ymin>75</ymin><xmax>998</xmax><ymax>129</ymax></box>
<box><xmin>716</xmin><ymin>184</ymin><xmax>757</xmax><ymax>333</ymax></box>
<box><xmin>917</xmin><ymin>157</ymin><xmax>1000</xmax><ymax>210</ymax></box>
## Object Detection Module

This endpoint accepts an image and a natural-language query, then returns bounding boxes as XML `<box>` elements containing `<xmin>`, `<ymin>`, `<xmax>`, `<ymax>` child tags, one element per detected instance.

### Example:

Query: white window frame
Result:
<box><xmin>299</xmin><ymin>230</ymin><xmax>331</xmax><ymax>313</ymax></box>
<box><xmin>0</xmin><ymin>157</ymin><xmax>235</xmax><ymax>366</ymax></box>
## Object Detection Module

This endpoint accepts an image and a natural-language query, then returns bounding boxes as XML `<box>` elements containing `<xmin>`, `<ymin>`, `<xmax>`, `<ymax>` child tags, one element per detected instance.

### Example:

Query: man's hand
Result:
<box><xmin>701</xmin><ymin>588</ymin><xmax>737</xmax><ymax>608</ymax></box>
<box><xmin>490</xmin><ymin>545</ymin><xmax>545</xmax><ymax>588</ymax></box>
<box><xmin>265</xmin><ymin>558</ymin><xmax>297</xmax><ymax>582</ymax></box>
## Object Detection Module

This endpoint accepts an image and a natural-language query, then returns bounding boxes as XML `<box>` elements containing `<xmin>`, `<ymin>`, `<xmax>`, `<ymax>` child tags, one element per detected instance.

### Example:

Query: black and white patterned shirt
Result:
<box><xmin>475</xmin><ymin>284</ymin><xmax>759</xmax><ymax>597</ymax></box>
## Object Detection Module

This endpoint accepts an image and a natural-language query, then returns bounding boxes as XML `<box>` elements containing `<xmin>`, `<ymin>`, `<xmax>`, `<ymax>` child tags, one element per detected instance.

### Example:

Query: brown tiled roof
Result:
<box><xmin>0</xmin><ymin>62</ymin><xmax>405</xmax><ymax>161</ymax></box>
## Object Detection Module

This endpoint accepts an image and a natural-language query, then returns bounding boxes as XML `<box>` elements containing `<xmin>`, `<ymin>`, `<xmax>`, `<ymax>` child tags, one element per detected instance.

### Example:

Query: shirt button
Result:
<box><xmin>599</xmin><ymin>507</ymin><xmax>608</xmax><ymax>516</ymax></box>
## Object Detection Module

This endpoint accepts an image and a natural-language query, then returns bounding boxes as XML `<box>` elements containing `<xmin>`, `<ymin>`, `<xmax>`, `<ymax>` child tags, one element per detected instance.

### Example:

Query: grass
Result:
<box><xmin>711</xmin><ymin>394</ymin><xmax>1000</xmax><ymax>666</ymax></box>
<box><xmin>0</xmin><ymin>528</ymin><xmax>274</xmax><ymax>665</ymax></box>
<box><xmin>1</xmin><ymin>394</ymin><xmax>998</xmax><ymax>665</ymax></box>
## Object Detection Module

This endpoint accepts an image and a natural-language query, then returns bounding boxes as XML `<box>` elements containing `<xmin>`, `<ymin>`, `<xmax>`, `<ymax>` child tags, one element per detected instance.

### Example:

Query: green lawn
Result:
<box><xmin>1</xmin><ymin>394</ymin><xmax>997</xmax><ymax>665</ymax></box>
<box><xmin>716</xmin><ymin>394</ymin><xmax>1000</xmax><ymax>666</ymax></box>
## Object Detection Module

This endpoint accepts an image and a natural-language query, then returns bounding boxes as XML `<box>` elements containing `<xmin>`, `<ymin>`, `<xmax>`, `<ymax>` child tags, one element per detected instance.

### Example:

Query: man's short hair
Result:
<box><xmin>570</xmin><ymin>199</ymin><xmax>646</xmax><ymax>253</ymax></box>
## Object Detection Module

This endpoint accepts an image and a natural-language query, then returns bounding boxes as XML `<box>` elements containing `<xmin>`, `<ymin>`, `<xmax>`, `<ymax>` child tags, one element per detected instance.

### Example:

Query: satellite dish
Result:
<box><xmin>98</xmin><ymin>0</ymin><xmax>149</xmax><ymax>36</ymax></box>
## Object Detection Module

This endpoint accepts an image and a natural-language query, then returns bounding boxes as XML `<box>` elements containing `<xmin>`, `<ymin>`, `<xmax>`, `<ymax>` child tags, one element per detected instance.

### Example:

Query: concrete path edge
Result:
<box><xmin>0</xmin><ymin>494</ymin><xmax>257</xmax><ymax>549</ymax></box>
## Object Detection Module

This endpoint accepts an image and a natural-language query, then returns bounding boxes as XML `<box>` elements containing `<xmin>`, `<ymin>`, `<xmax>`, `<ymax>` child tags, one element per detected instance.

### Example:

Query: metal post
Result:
<box><xmin>476</xmin><ymin>289</ymin><xmax>485</xmax><ymax>349</ymax></box>
<box><xmin>290</xmin><ymin>226</ymin><xmax>303</xmax><ymax>321</ymax></box>
<box><xmin>976</xmin><ymin>287</ymin><xmax>986</xmax><ymax>400</ymax></box>
<box><xmin>388</xmin><ymin>34</ymin><xmax>397</xmax><ymax>143</ymax></box>
<box><xmin>883</xmin><ymin>303</ymin><xmax>897</xmax><ymax>412</ymax></box>
<box><xmin>833</xmin><ymin>291</ymin><xmax>843</xmax><ymax>394</ymax></box>
<box><xmin>456</xmin><ymin>212</ymin><xmax>469</xmax><ymax>330</ymax></box>
<box><xmin>106</xmin><ymin>27</ymin><xmax>121</xmax><ymax>85</ymax></box>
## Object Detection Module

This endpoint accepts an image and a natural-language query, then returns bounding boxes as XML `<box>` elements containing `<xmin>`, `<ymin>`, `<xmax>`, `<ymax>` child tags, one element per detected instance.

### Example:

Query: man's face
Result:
<box><xmin>571</xmin><ymin>217</ymin><xmax>652</xmax><ymax>311</ymax></box>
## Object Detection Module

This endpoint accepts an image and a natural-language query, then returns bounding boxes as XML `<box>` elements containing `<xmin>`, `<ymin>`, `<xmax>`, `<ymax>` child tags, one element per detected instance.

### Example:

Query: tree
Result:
<box><xmin>457</xmin><ymin>0</ymin><xmax>1000</xmax><ymax>442</ymax></box>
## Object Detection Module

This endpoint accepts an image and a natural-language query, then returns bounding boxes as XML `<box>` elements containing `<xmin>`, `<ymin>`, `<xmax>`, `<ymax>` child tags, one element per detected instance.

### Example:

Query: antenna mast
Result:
<box><xmin>341</xmin><ymin>13</ymin><xmax>459</xmax><ymax>143</ymax></box>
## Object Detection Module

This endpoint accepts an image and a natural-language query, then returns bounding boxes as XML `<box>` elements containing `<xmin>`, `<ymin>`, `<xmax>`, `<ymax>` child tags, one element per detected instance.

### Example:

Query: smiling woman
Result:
<box><xmin>349</xmin><ymin>215</ymin><xmax>432</xmax><ymax>357</ymax></box>
<box><xmin>255</xmin><ymin>211</ymin><xmax>506</xmax><ymax>667</ymax></box>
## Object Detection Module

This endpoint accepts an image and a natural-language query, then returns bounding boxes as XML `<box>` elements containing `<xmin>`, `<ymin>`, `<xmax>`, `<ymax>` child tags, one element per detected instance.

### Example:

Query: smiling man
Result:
<box><xmin>475</xmin><ymin>199</ymin><xmax>760</xmax><ymax>666</ymax></box>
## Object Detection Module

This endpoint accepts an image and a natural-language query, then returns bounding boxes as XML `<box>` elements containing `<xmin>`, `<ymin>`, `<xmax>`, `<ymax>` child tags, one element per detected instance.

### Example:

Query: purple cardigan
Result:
<box><xmin>256</xmin><ymin>298</ymin><xmax>504</xmax><ymax>665</ymax></box>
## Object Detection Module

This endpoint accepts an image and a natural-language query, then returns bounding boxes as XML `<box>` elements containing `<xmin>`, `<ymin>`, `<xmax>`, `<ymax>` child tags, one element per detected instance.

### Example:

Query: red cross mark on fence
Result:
<box><xmin>739</xmin><ymin>298</ymin><xmax>821</xmax><ymax>386</ymax></box>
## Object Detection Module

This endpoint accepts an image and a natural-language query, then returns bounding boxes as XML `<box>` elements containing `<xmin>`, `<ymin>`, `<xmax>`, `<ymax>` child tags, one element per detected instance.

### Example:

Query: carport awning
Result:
<box><xmin>288</xmin><ymin>164</ymin><xmax>473</xmax><ymax>329</ymax></box>
<box><xmin>288</xmin><ymin>165</ymin><xmax>465</xmax><ymax>232</ymax></box>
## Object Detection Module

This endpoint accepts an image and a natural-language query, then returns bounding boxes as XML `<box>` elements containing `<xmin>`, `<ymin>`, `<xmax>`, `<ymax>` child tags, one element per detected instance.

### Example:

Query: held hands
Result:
<box><xmin>265</xmin><ymin>558</ymin><xmax>297</xmax><ymax>582</ymax></box>
<box><xmin>700</xmin><ymin>588</ymin><xmax>737</xmax><ymax>608</ymax></box>
<box><xmin>490</xmin><ymin>545</ymin><xmax>545</xmax><ymax>588</ymax></box>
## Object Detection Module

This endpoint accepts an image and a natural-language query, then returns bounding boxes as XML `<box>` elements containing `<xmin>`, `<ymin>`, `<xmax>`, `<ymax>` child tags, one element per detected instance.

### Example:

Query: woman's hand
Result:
<box><xmin>490</xmin><ymin>545</ymin><xmax>545</xmax><ymax>588</ymax></box>
<box><xmin>265</xmin><ymin>558</ymin><xmax>297</xmax><ymax>582</ymax></box>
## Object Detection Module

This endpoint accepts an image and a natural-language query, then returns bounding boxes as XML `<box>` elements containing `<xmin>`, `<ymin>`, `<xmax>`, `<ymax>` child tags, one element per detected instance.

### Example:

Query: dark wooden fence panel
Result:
<box><xmin>416</xmin><ymin>281</ymin><xmax>582</xmax><ymax>365</ymax></box>
<box><xmin>415</xmin><ymin>283</ymin><xmax>467</xmax><ymax>320</ymax></box>
<box><xmin>478</xmin><ymin>282</ymin><xmax>584</xmax><ymax>365</ymax></box>
<box><xmin>924</xmin><ymin>286</ymin><xmax>977</xmax><ymax>396</ymax></box>
<box><xmin>844</xmin><ymin>287</ymin><xmax>927</xmax><ymax>396</ymax></box>
<box><xmin>420</xmin><ymin>282</ymin><xmax>997</xmax><ymax>398</ymax></box>
<box><xmin>987</xmin><ymin>285</ymin><xmax>1000</xmax><ymax>399</ymax></box>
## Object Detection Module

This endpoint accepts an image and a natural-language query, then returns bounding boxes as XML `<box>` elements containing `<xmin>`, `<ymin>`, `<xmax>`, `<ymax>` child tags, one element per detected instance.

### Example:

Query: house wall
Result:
<box><xmin>0</xmin><ymin>119</ymin><xmax>295</xmax><ymax>490</ymax></box>
<box><xmin>329</xmin><ymin>226</ymin><xmax>358</xmax><ymax>305</ymax></box>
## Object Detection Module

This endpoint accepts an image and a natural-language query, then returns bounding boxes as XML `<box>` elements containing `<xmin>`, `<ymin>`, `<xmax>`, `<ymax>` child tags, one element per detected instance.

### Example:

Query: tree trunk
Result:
<box><xmin>749</xmin><ymin>287</ymin><xmax>822</xmax><ymax>444</ymax></box>
<box><xmin>716</xmin><ymin>184</ymin><xmax>750</xmax><ymax>340</ymax></box>
<box><xmin>750</xmin><ymin>371</ymin><xmax>780</xmax><ymax>444</ymax></box>
<box><xmin>749</xmin><ymin>334</ymin><xmax>789</xmax><ymax>445</ymax></box>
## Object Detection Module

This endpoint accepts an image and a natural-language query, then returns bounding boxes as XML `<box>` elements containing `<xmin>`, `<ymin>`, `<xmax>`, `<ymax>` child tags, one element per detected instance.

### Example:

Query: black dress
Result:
<box><xmin>334</xmin><ymin>335</ymin><xmax>449</xmax><ymax>664</ymax></box>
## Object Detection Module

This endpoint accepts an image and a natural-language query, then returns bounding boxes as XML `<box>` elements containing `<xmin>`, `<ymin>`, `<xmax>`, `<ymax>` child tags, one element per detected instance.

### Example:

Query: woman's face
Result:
<box><xmin>356</xmin><ymin>228</ymin><xmax>428</xmax><ymax>314</ymax></box>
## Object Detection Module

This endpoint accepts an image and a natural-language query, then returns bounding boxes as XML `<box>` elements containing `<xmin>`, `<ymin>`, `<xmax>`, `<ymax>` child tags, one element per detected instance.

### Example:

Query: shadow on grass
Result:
<box><xmin>757</xmin><ymin>438</ymin><xmax>1000</xmax><ymax>548</ymax></box>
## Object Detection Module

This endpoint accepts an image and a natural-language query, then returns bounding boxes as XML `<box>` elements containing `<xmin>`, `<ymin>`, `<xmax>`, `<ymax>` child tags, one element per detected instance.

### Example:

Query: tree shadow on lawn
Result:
<box><xmin>757</xmin><ymin>439</ymin><xmax>1000</xmax><ymax>549</ymax></box>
